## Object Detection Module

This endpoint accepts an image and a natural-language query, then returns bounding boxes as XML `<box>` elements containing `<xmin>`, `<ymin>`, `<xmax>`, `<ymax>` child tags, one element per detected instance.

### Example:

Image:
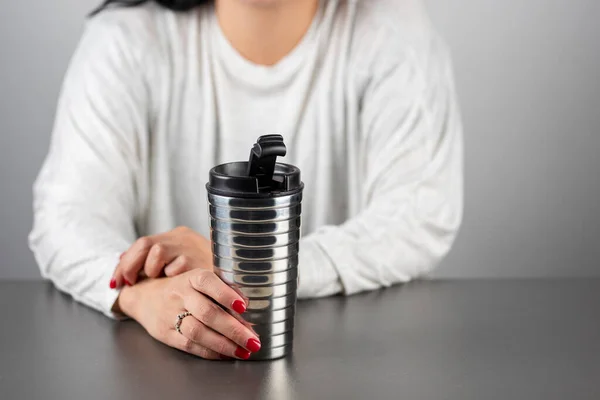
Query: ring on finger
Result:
<box><xmin>175</xmin><ymin>311</ymin><xmax>192</xmax><ymax>334</ymax></box>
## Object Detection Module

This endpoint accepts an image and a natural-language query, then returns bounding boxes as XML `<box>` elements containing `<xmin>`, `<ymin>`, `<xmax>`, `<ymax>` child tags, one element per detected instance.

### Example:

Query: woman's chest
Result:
<box><xmin>167</xmin><ymin>64</ymin><xmax>359</xmax><ymax>177</ymax></box>
<box><xmin>147</xmin><ymin>60</ymin><xmax>365</xmax><ymax>234</ymax></box>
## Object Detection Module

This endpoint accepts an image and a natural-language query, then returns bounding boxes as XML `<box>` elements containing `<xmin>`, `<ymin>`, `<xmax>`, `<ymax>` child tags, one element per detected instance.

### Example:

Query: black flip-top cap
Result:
<box><xmin>207</xmin><ymin>135</ymin><xmax>303</xmax><ymax>198</ymax></box>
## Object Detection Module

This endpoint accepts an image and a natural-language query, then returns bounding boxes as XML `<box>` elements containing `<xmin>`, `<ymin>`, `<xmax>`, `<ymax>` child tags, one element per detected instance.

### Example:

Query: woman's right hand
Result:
<box><xmin>116</xmin><ymin>268</ymin><xmax>262</xmax><ymax>360</ymax></box>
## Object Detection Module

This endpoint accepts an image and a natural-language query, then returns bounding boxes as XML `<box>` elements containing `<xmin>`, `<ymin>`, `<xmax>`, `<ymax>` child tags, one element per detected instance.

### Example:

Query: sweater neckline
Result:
<box><xmin>208</xmin><ymin>1</ymin><xmax>326</xmax><ymax>90</ymax></box>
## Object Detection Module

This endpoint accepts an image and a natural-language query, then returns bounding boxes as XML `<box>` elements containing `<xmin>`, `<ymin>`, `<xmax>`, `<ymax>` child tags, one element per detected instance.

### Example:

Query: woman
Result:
<box><xmin>30</xmin><ymin>0</ymin><xmax>463</xmax><ymax>360</ymax></box>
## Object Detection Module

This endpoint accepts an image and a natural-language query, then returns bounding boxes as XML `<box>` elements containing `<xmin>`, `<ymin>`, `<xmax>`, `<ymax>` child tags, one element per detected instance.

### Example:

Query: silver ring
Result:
<box><xmin>175</xmin><ymin>311</ymin><xmax>192</xmax><ymax>334</ymax></box>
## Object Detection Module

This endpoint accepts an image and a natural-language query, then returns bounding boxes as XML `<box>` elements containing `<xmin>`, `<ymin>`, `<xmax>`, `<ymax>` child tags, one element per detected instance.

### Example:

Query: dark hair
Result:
<box><xmin>91</xmin><ymin>0</ymin><xmax>211</xmax><ymax>16</ymax></box>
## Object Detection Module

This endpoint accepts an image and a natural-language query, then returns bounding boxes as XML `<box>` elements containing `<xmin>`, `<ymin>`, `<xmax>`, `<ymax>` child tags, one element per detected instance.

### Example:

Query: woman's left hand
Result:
<box><xmin>111</xmin><ymin>226</ymin><xmax>212</xmax><ymax>289</ymax></box>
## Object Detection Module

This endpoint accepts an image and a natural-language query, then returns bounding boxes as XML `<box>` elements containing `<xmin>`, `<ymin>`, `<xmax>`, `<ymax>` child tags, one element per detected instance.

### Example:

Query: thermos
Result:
<box><xmin>206</xmin><ymin>134</ymin><xmax>303</xmax><ymax>360</ymax></box>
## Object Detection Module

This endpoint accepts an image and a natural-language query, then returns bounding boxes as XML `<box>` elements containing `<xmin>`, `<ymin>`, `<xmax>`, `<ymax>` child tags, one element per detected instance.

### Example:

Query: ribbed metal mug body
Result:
<box><xmin>208</xmin><ymin>191</ymin><xmax>301</xmax><ymax>360</ymax></box>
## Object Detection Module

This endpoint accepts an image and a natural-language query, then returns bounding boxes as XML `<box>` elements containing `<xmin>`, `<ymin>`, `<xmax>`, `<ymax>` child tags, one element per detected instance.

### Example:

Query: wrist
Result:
<box><xmin>112</xmin><ymin>286</ymin><xmax>138</xmax><ymax>319</ymax></box>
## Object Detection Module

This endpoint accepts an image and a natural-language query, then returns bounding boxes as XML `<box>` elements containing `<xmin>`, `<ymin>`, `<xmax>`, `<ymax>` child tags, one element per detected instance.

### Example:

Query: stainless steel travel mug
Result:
<box><xmin>206</xmin><ymin>134</ymin><xmax>303</xmax><ymax>360</ymax></box>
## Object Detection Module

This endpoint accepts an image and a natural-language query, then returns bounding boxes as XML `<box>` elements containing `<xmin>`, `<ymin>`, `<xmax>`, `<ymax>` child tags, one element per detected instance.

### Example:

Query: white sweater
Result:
<box><xmin>29</xmin><ymin>0</ymin><xmax>464</xmax><ymax>318</ymax></box>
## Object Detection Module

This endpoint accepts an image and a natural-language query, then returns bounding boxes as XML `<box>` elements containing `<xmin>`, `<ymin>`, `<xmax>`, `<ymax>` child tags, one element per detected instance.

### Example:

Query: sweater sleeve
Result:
<box><xmin>28</xmin><ymin>16</ymin><xmax>150</xmax><ymax>318</ymax></box>
<box><xmin>297</xmin><ymin>37</ymin><xmax>464</xmax><ymax>298</ymax></box>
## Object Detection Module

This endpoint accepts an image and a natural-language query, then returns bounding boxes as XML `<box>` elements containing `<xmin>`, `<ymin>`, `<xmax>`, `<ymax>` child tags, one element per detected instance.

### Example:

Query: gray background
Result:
<box><xmin>1</xmin><ymin>0</ymin><xmax>599</xmax><ymax>279</ymax></box>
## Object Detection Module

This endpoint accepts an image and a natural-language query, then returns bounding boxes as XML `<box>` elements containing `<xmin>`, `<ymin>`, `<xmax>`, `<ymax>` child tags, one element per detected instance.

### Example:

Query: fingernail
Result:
<box><xmin>232</xmin><ymin>299</ymin><xmax>246</xmax><ymax>314</ymax></box>
<box><xmin>109</xmin><ymin>279</ymin><xmax>117</xmax><ymax>289</ymax></box>
<box><xmin>246</xmin><ymin>338</ymin><xmax>261</xmax><ymax>353</ymax></box>
<box><xmin>235</xmin><ymin>347</ymin><xmax>251</xmax><ymax>360</ymax></box>
<box><xmin>119</xmin><ymin>252</ymin><xmax>125</xmax><ymax>260</ymax></box>
<box><xmin>124</xmin><ymin>279</ymin><xmax>132</xmax><ymax>286</ymax></box>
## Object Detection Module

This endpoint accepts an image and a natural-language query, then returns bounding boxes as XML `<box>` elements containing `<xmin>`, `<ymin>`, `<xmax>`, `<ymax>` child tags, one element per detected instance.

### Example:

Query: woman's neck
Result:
<box><xmin>215</xmin><ymin>0</ymin><xmax>320</xmax><ymax>66</ymax></box>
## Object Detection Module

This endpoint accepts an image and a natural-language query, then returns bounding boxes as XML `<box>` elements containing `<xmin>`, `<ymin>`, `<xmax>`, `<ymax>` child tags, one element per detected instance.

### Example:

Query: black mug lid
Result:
<box><xmin>206</xmin><ymin>135</ymin><xmax>303</xmax><ymax>198</ymax></box>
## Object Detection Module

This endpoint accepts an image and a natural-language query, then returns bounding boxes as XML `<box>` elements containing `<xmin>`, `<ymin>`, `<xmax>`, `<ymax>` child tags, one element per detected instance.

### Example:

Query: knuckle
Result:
<box><xmin>175</xmin><ymin>226</ymin><xmax>190</xmax><ymax>234</ymax></box>
<box><xmin>211</xmin><ymin>287</ymin><xmax>225</xmax><ymax>302</ymax></box>
<box><xmin>151</xmin><ymin>243</ymin><xmax>165</xmax><ymax>257</ymax></box>
<box><xmin>229</xmin><ymin>325</ymin><xmax>245</xmax><ymax>342</ymax></box>
<box><xmin>194</xmin><ymin>271</ymin><xmax>211</xmax><ymax>288</ymax></box>
<box><xmin>146</xmin><ymin>245</ymin><xmax>165</xmax><ymax>277</ymax></box>
<box><xmin>165</xmin><ymin>287</ymin><xmax>179</xmax><ymax>302</ymax></box>
<box><xmin>198</xmin><ymin>347</ymin><xmax>213</xmax><ymax>359</ymax></box>
<box><xmin>136</xmin><ymin>237</ymin><xmax>153</xmax><ymax>250</ymax></box>
<box><xmin>215</xmin><ymin>341</ymin><xmax>229</xmax><ymax>356</ymax></box>
<box><xmin>180</xmin><ymin>256</ymin><xmax>192</xmax><ymax>270</ymax></box>
<box><xmin>165</xmin><ymin>264</ymin><xmax>181</xmax><ymax>277</ymax></box>
<box><xmin>198</xmin><ymin>303</ymin><xmax>219</xmax><ymax>325</ymax></box>
<box><xmin>181</xmin><ymin>337</ymin><xmax>195</xmax><ymax>353</ymax></box>
<box><xmin>166</xmin><ymin>281</ymin><xmax>185</xmax><ymax>302</ymax></box>
<box><xmin>187</xmin><ymin>323</ymin><xmax>202</xmax><ymax>341</ymax></box>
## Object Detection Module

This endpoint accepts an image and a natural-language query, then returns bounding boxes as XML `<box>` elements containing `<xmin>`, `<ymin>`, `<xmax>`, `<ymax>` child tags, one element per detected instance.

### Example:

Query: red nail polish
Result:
<box><xmin>246</xmin><ymin>338</ymin><xmax>261</xmax><ymax>353</ymax></box>
<box><xmin>232</xmin><ymin>299</ymin><xmax>246</xmax><ymax>314</ymax></box>
<box><xmin>124</xmin><ymin>279</ymin><xmax>132</xmax><ymax>286</ymax></box>
<box><xmin>109</xmin><ymin>279</ymin><xmax>117</xmax><ymax>289</ymax></box>
<box><xmin>235</xmin><ymin>347</ymin><xmax>251</xmax><ymax>360</ymax></box>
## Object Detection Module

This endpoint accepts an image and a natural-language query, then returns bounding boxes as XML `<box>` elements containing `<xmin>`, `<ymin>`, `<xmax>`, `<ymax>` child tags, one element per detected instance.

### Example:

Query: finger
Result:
<box><xmin>164</xmin><ymin>255</ymin><xmax>196</xmax><ymax>277</ymax></box>
<box><xmin>119</xmin><ymin>236</ymin><xmax>156</xmax><ymax>286</ymax></box>
<box><xmin>188</xmin><ymin>270</ymin><xmax>248</xmax><ymax>314</ymax></box>
<box><xmin>183</xmin><ymin>289</ymin><xmax>261</xmax><ymax>353</ymax></box>
<box><xmin>109</xmin><ymin>252</ymin><xmax>126</xmax><ymax>289</ymax></box>
<box><xmin>168</xmin><ymin>330</ymin><xmax>223</xmax><ymax>360</ymax></box>
<box><xmin>178</xmin><ymin>315</ymin><xmax>249</xmax><ymax>360</ymax></box>
<box><xmin>228</xmin><ymin>308</ymin><xmax>258</xmax><ymax>335</ymax></box>
<box><xmin>144</xmin><ymin>243</ymin><xmax>177</xmax><ymax>279</ymax></box>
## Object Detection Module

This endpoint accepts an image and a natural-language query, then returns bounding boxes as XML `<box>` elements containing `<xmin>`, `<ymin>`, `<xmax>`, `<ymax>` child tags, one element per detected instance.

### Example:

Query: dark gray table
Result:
<box><xmin>0</xmin><ymin>280</ymin><xmax>598</xmax><ymax>400</ymax></box>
